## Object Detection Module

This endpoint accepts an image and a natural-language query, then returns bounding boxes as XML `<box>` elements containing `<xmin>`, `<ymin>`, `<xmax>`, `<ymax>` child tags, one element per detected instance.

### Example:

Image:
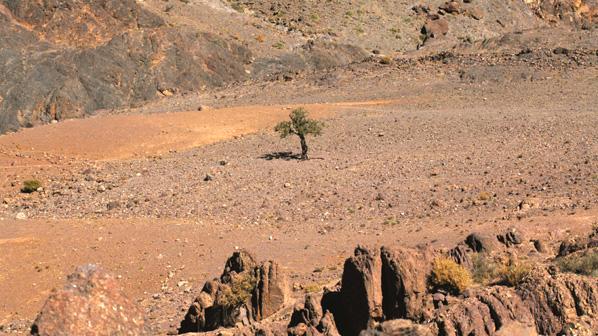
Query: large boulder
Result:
<box><xmin>31</xmin><ymin>264</ymin><xmax>145</xmax><ymax>335</ymax></box>
<box><xmin>380</xmin><ymin>247</ymin><xmax>436</xmax><ymax>322</ymax></box>
<box><xmin>255</xmin><ymin>261</ymin><xmax>287</xmax><ymax>320</ymax></box>
<box><xmin>465</xmin><ymin>232</ymin><xmax>500</xmax><ymax>253</ymax></box>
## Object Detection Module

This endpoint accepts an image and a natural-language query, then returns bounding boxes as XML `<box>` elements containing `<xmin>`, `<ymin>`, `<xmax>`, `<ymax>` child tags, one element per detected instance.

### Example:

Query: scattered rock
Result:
<box><xmin>553</xmin><ymin>47</ymin><xmax>570</xmax><ymax>55</ymax></box>
<box><xmin>360</xmin><ymin>319</ymin><xmax>434</xmax><ymax>336</ymax></box>
<box><xmin>422</xmin><ymin>18</ymin><xmax>449</xmax><ymax>39</ymax></box>
<box><xmin>436</xmin><ymin>286</ymin><xmax>537</xmax><ymax>336</ymax></box>
<box><xmin>497</xmin><ymin>228</ymin><xmax>525</xmax><ymax>247</ymax></box>
<box><xmin>439</xmin><ymin>1</ymin><xmax>462</xmax><ymax>14</ymax></box>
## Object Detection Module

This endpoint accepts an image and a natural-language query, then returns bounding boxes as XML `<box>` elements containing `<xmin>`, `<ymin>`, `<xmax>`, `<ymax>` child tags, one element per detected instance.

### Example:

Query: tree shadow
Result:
<box><xmin>259</xmin><ymin>151</ymin><xmax>302</xmax><ymax>161</ymax></box>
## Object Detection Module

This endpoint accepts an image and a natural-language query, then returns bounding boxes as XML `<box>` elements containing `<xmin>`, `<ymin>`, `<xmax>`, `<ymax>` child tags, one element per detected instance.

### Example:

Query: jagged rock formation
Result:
<box><xmin>178</xmin><ymin>250</ymin><xmax>288</xmax><ymax>334</ymax></box>
<box><xmin>288</xmin><ymin>294</ymin><xmax>340</xmax><ymax>336</ymax></box>
<box><xmin>323</xmin><ymin>246</ymin><xmax>384</xmax><ymax>336</ymax></box>
<box><xmin>317</xmin><ymin>230</ymin><xmax>598</xmax><ymax>336</ymax></box>
<box><xmin>30</xmin><ymin>264</ymin><xmax>145</xmax><ymax>335</ymax></box>
<box><xmin>28</xmin><ymin>229</ymin><xmax>597</xmax><ymax>336</ymax></box>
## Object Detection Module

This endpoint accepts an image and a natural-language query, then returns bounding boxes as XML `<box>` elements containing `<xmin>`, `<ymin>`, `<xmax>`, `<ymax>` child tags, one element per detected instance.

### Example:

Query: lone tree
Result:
<box><xmin>274</xmin><ymin>108</ymin><xmax>324</xmax><ymax>160</ymax></box>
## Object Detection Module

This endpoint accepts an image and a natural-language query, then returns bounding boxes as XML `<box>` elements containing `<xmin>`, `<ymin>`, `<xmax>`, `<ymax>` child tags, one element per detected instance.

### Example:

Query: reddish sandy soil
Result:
<box><xmin>0</xmin><ymin>55</ymin><xmax>597</xmax><ymax>334</ymax></box>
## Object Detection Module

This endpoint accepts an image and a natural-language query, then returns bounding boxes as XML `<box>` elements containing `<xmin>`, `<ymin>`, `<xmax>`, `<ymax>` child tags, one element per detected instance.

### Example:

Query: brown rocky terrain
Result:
<box><xmin>0</xmin><ymin>0</ymin><xmax>597</xmax><ymax>335</ymax></box>
<box><xmin>1</xmin><ymin>0</ymin><xmax>596</xmax><ymax>133</ymax></box>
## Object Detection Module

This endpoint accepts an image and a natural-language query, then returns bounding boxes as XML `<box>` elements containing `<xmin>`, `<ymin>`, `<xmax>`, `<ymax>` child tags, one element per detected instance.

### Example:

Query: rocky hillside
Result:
<box><xmin>0</xmin><ymin>0</ymin><xmax>596</xmax><ymax>134</ymax></box>
<box><xmin>0</xmin><ymin>0</ymin><xmax>367</xmax><ymax>134</ymax></box>
<box><xmin>29</xmin><ymin>227</ymin><xmax>598</xmax><ymax>335</ymax></box>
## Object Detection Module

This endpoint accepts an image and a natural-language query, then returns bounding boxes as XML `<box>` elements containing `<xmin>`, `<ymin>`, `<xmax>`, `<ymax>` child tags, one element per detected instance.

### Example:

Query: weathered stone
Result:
<box><xmin>380</xmin><ymin>247</ymin><xmax>435</xmax><ymax>322</ymax></box>
<box><xmin>255</xmin><ymin>260</ymin><xmax>287</xmax><ymax>320</ymax></box>
<box><xmin>448</xmin><ymin>243</ymin><xmax>473</xmax><ymax>268</ymax></box>
<box><xmin>497</xmin><ymin>228</ymin><xmax>525</xmax><ymax>247</ymax></box>
<box><xmin>359</xmin><ymin>319</ymin><xmax>435</xmax><ymax>336</ymax></box>
<box><xmin>422</xmin><ymin>18</ymin><xmax>449</xmax><ymax>39</ymax></box>
<box><xmin>465</xmin><ymin>232</ymin><xmax>498</xmax><ymax>253</ymax></box>
<box><xmin>31</xmin><ymin>264</ymin><xmax>145</xmax><ymax>335</ymax></box>
<box><xmin>517</xmin><ymin>270</ymin><xmax>598</xmax><ymax>335</ymax></box>
<box><xmin>436</xmin><ymin>286</ymin><xmax>537</xmax><ymax>336</ymax></box>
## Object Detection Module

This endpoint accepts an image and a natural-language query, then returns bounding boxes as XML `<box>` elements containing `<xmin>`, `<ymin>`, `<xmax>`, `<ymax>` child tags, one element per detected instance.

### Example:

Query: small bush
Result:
<box><xmin>431</xmin><ymin>257</ymin><xmax>473</xmax><ymax>294</ymax></box>
<box><xmin>478</xmin><ymin>191</ymin><xmax>492</xmax><ymax>201</ymax></box>
<box><xmin>272</xmin><ymin>41</ymin><xmax>285</xmax><ymax>49</ymax></box>
<box><xmin>254</xmin><ymin>34</ymin><xmax>265</xmax><ymax>43</ymax></box>
<box><xmin>557</xmin><ymin>250</ymin><xmax>598</xmax><ymax>277</ymax></box>
<box><xmin>498</xmin><ymin>260</ymin><xmax>532</xmax><ymax>287</ymax></box>
<box><xmin>21</xmin><ymin>180</ymin><xmax>41</xmax><ymax>193</ymax></box>
<box><xmin>472</xmin><ymin>253</ymin><xmax>501</xmax><ymax>285</ymax></box>
<box><xmin>303</xmin><ymin>283</ymin><xmax>321</xmax><ymax>293</ymax></box>
<box><xmin>217</xmin><ymin>272</ymin><xmax>256</xmax><ymax>308</ymax></box>
<box><xmin>379</xmin><ymin>56</ymin><xmax>392</xmax><ymax>65</ymax></box>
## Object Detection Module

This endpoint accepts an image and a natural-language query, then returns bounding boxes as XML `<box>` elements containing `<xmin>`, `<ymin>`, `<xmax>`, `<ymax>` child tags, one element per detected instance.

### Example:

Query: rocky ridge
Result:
<box><xmin>29</xmin><ymin>227</ymin><xmax>598</xmax><ymax>335</ymax></box>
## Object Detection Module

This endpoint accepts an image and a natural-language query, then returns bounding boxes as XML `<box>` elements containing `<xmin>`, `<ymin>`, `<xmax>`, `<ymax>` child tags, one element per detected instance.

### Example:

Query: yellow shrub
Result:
<box><xmin>431</xmin><ymin>257</ymin><xmax>473</xmax><ymax>294</ymax></box>
<box><xmin>217</xmin><ymin>272</ymin><xmax>256</xmax><ymax>308</ymax></box>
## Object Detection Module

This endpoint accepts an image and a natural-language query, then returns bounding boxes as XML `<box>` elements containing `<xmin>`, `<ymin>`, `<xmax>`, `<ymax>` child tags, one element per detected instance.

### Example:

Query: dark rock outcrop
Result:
<box><xmin>0</xmin><ymin>1</ymin><xmax>252</xmax><ymax>134</ymax></box>
<box><xmin>179</xmin><ymin>250</ymin><xmax>288</xmax><ymax>334</ymax></box>
<box><xmin>31</xmin><ymin>264</ymin><xmax>146</xmax><ymax>335</ymax></box>
<box><xmin>323</xmin><ymin>246</ymin><xmax>383</xmax><ymax>336</ymax></box>
<box><xmin>0</xmin><ymin>1</ymin><xmax>368</xmax><ymax>134</ymax></box>
<box><xmin>288</xmin><ymin>294</ymin><xmax>340</xmax><ymax>336</ymax></box>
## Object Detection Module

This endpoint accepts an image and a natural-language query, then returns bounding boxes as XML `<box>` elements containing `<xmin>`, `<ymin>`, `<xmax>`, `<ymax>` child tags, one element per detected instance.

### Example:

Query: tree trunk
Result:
<box><xmin>299</xmin><ymin>135</ymin><xmax>309</xmax><ymax>160</ymax></box>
